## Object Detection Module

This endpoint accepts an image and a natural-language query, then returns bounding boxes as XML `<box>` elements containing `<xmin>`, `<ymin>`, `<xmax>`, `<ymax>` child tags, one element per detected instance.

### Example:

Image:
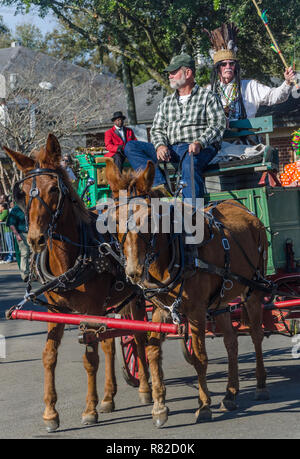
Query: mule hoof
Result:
<box><xmin>220</xmin><ymin>399</ymin><xmax>238</xmax><ymax>412</ymax></box>
<box><xmin>44</xmin><ymin>418</ymin><xmax>60</xmax><ymax>432</ymax></box>
<box><xmin>139</xmin><ymin>392</ymin><xmax>152</xmax><ymax>404</ymax></box>
<box><xmin>195</xmin><ymin>406</ymin><xmax>212</xmax><ymax>423</ymax></box>
<box><xmin>82</xmin><ymin>413</ymin><xmax>98</xmax><ymax>425</ymax></box>
<box><xmin>152</xmin><ymin>407</ymin><xmax>169</xmax><ymax>428</ymax></box>
<box><xmin>99</xmin><ymin>400</ymin><xmax>115</xmax><ymax>413</ymax></box>
<box><xmin>255</xmin><ymin>388</ymin><xmax>270</xmax><ymax>401</ymax></box>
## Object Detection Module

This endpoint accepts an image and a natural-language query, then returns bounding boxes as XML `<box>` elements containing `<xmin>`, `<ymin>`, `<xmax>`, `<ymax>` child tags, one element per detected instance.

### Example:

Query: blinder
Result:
<box><xmin>110</xmin><ymin>194</ymin><xmax>160</xmax><ymax>282</ymax></box>
<box><xmin>13</xmin><ymin>166</ymin><xmax>68</xmax><ymax>236</ymax></box>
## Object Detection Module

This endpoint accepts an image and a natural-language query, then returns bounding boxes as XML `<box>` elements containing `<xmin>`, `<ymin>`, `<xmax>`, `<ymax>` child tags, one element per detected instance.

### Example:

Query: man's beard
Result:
<box><xmin>169</xmin><ymin>73</ymin><xmax>187</xmax><ymax>89</ymax></box>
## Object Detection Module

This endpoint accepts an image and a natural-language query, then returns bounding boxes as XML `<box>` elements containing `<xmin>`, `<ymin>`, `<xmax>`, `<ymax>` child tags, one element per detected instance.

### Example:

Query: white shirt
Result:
<box><xmin>208</xmin><ymin>79</ymin><xmax>291</xmax><ymax>119</ymax></box>
<box><xmin>178</xmin><ymin>94</ymin><xmax>191</xmax><ymax>105</ymax></box>
<box><xmin>241</xmin><ymin>79</ymin><xmax>291</xmax><ymax>118</ymax></box>
<box><xmin>115</xmin><ymin>125</ymin><xmax>125</xmax><ymax>141</ymax></box>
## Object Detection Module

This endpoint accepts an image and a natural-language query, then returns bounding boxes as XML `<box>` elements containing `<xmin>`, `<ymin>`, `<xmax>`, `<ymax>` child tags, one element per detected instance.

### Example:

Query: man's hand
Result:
<box><xmin>188</xmin><ymin>142</ymin><xmax>202</xmax><ymax>155</ymax></box>
<box><xmin>284</xmin><ymin>67</ymin><xmax>296</xmax><ymax>86</ymax></box>
<box><xmin>156</xmin><ymin>145</ymin><xmax>170</xmax><ymax>161</ymax></box>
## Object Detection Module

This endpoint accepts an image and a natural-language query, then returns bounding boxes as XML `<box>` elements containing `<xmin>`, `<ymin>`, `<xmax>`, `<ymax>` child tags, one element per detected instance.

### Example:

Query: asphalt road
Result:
<box><xmin>1</xmin><ymin>263</ymin><xmax>300</xmax><ymax>442</ymax></box>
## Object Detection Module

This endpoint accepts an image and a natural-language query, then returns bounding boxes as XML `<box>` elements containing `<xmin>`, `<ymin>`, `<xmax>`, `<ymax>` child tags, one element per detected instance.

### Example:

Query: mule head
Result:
<box><xmin>3</xmin><ymin>134</ymin><xmax>67</xmax><ymax>253</ymax></box>
<box><xmin>105</xmin><ymin>159</ymin><xmax>157</xmax><ymax>283</ymax></box>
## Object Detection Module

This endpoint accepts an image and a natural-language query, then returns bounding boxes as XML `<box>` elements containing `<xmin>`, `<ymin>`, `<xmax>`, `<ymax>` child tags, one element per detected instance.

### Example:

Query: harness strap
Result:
<box><xmin>194</xmin><ymin>257</ymin><xmax>288</xmax><ymax>296</ymax></box>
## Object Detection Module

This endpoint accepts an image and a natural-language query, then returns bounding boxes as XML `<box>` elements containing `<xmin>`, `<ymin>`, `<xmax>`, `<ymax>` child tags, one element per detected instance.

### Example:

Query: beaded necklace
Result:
<box><xmin>217</xmin><ymin>80</ymin><xmax>240</xmax><ymax>119</ymax></box>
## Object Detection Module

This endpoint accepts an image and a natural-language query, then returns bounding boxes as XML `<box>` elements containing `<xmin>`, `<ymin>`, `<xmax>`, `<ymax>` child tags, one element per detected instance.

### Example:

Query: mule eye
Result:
<box><xmin>49</xmin><ymin>186</ymin><xmax>59</xmax><ymax>193</ymax></box>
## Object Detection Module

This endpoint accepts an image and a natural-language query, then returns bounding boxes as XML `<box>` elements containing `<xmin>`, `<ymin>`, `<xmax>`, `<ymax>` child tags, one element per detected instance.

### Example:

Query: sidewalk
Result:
<box><xmin>0</xmin><ymin>261</ymin><xmax>20</xmax><ymax>273</ymax></box>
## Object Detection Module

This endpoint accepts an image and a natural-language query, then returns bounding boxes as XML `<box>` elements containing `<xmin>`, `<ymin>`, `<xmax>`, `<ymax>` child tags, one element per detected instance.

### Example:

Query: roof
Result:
<box><xmin>133</xmin><ymin>79</ymin><xmax>165</xmax><ymax>123</ymax></box>
<box><xmin>0</xmin><ymin>45</ymin><xmax>127</xmax><ymax>125</ymax></box>
<box><xmin>256</xmin><ymin>94</ymin><xmax>300</xmax><ymax>127</ymax></box>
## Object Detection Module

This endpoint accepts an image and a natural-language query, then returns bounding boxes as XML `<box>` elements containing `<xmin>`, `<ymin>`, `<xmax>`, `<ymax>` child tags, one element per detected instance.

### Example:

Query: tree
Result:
<box><xmin>0</xmin><ymin>64</ymin><xmax>123</xmax><ymax>194</ymax></box>
<box><xmin>14</xmin><ymin>23</ymin><xmax>46</xmax><ymax>50</ymax></box>
<box><xmin>1</xmin><ymin>0</ymin><xmax>298</xmax><ymax>88</ymax></box>
<box><xmin>0</xmin><ymin>14</ymin><xmax>12</xmax><ymax>48</ymax></box>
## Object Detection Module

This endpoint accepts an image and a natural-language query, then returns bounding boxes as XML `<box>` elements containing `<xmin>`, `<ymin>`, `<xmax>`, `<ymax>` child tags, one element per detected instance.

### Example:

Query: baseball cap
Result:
<box><xmin>164</xmin><ymin>53</ymin><xmax>195</xmax><ymax>72</ymax></box>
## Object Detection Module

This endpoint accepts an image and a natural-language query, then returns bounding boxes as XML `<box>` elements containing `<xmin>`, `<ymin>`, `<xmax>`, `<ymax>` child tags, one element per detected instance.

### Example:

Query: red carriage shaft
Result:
<box><xmin>272</xmin><ymin>299</ymin><xmax>300</xmax><ymax>309</ymax></box>
<box><xmin>9</xmin><ymin>309</ymin><xmax>182</xmax><ymax>335</ymax></box>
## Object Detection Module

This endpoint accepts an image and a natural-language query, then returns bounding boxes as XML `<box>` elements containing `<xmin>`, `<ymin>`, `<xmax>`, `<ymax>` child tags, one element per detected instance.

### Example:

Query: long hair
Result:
<box><xmin>210</xmin><ymin>61</ymin><xmax>247</xmax><ymax>120</ymax></box>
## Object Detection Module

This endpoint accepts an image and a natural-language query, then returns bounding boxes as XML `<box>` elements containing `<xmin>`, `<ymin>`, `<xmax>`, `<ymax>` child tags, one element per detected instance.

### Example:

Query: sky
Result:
<box><xmin>0</xmin><ymin>5</ymin><xmax>58</xmax><ymax>34</ymax></box>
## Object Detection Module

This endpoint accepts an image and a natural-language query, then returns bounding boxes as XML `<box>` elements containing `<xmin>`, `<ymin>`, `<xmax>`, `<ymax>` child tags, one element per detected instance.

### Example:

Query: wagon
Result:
<box><xmin>6</xmin><ymin>115</ymin><xmax>300</xmax><ymax>388</ymax></box>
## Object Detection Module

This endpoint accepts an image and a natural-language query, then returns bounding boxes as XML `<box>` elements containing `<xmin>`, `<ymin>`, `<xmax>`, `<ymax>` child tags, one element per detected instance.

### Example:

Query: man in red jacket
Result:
<box><xmin>104</xmin><ymin>111</ymin><xmax>137</xmax><ymax>171</ymax></box>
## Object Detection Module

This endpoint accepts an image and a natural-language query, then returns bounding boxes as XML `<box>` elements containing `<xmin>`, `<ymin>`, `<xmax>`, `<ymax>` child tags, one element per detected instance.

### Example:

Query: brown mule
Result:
<box><xmin>105</xmin><ymin>159</ymin><xmax>270</xmax><ymax>427</ymax></box>
<box><xmin>3</xmin><ymin>134</ymin><xmax>151</xmax><ymax>432</ymax></box>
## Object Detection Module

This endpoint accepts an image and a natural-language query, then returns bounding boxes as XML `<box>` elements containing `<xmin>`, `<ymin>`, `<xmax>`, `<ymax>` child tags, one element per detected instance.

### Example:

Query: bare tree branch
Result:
<box><xmin>0</xmin><ymin>62</ymin><xmax>123</xmax><ymax>193</ymax></box>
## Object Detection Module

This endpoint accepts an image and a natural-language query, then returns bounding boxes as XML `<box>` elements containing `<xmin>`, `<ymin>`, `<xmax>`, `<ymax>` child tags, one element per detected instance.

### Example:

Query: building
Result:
<box><xmin>257</xmin><ymin>94</ymin><xmax>300</xmax><ymax>171</ymax></box>
<box><xmin>0</xmin><ymin>43</ymin><xmax>127</xmax><ymax>152</ymax></box>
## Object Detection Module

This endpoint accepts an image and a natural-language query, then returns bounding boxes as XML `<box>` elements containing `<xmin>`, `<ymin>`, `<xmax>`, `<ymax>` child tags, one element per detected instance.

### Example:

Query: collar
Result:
<box><xmin>173</xmin><ymin>83</ymin><xmax>199</xmax><ymax>101</ymax></box>
<box><xmin>219</xmin><ymin>78</ymin><xmax>236</xmax><ymax>87</ymax></box>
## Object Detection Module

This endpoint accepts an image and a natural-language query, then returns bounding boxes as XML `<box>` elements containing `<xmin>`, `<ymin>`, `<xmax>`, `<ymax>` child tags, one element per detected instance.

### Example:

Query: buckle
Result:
<box><xmin>222</xmin><ymin>238</ymin><xmax>230</xmax><ymax>251</ymax></box>
<box><xmin>29</xmin><ymin>188</ymin><xmax>39</xmax><ymax>197</ymax></box>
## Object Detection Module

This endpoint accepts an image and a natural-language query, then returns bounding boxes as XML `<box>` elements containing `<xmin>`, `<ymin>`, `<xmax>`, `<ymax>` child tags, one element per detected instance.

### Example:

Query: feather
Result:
<box><xmin>227</xmin><ymin>40</ymin><xmax>234</xmax><ymax>50</ymax></box>
<box><xmin>205</xmin><ymin>23</ymin><xmax>239</xmax><ymax>51</ymax></box>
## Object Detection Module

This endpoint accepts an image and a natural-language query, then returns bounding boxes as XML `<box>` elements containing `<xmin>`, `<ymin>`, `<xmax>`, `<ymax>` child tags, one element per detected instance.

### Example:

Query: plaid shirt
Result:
<box><xmin>150</xmin><ymin>84</ymin><xmax>226</xmax><ymax>150</ymax></box>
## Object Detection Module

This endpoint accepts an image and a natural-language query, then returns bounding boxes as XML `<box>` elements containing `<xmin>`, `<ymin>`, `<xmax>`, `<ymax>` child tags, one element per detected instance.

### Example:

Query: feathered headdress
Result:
<box><xmin>204</xmin><ymin>23</ymin><xmax>239</xmax><ymax>65</ymax></box>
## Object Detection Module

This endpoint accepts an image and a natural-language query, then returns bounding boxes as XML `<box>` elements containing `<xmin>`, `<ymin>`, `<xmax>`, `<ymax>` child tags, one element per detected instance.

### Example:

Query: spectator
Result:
<box><xmin>61</xmin><ymin>155</ymin><xmax>77</xmax><ymax>182</ymax></box>
<box><xmin>0</xmin><ymin>194</ymin><xmax>9</xmax><ymax>205</ymax></box>
<box><xmin>104</xmin><ymin>111</ymin><xmax>137</xmax><ymax>171</ymax></box>
<box><xmin>6</xmin><ymin>204</ymin><xmax>30</xmax><ymax>282</ymax></box>
<box><xmin>0</xmin><ymin>202</ymin><xmax>14</xmax><ymax>263</ymax></box>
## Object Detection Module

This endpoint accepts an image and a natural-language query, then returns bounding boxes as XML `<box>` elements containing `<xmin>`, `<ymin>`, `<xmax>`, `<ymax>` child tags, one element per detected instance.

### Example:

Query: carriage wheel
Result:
<box><xmin>180</xmin><ymin>330</ymin><xmax>194</xmax><ymax>365</ymax></box>
<box><xmin>116</xmin><ymin>334</ymin><xmax>141</xmax><ymax>387</ymax></box>
<box><xmin>265</xmin><ymin>275</ymin><xmax>300</xmax><ymax>336</ymax></box>
<box><xmin>115</xmin><ymin>312</ymin><xmax>150</xmax><ymax>387</ymax></box>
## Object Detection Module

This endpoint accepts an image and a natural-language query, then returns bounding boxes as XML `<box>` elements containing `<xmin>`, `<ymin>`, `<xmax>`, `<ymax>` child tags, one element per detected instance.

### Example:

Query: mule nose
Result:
<box><xmin>38</xmin><ymin>235</ymin><xmax>46</xmax><ymax>246</ymax></box>
<box><xmin>28</xmin><ymin>233</ymin><xmax>46</xmax><ymax>253</ymax></box>
<box><xmin>126</xmin><ymin>269</ymin><xmax>137</xmax><ymax>282</ymax></box>
<box><xmin>126</xmin><ymin>268</ymin><xmax>141</xmax><ymax>284</ymax></box>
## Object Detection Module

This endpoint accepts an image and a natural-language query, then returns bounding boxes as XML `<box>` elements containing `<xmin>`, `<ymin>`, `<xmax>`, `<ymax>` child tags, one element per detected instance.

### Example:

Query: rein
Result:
<box><xmin>112</xmin><ymin>194</ymin><xmax>296</xmax><ymax>325</ymax></box>
<box><xmin>11</xmin><ymin>164</ymin><xmax>132</xmax><ymax>315</ymax></box>
<box><xmin>108</xmin><ymin>192</ymin><xmax>187</xmax><ymax>324</ymax></box>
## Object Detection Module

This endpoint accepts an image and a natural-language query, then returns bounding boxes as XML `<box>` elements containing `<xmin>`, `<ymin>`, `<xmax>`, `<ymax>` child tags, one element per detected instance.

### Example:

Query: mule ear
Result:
<box><xmin>2</xmin><ymin>146</ymin><xmax>35</xmax><ymax>173</ymax></box>
<box><xmin>136</xmin><ymin>161</ymin><xmax>155</xmax><ymax>193</ymax></box>
<box><xmin>39</xmin><ymin>133</ymin><xmax>61</xmax><ymax>166</ymax></box>
<box><xmin>105</xmin><ymin>158</ymin><xmax>122</xmax><ymax>195</ymax></box>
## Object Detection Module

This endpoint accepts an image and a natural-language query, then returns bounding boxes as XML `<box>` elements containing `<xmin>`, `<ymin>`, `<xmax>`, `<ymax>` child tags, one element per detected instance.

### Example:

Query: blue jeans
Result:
<box><xmin>124</xmin><ymin>140</ymin><xmax>217</xmax><ymax>199</ymax></box>
<box><xmin>4</xmin><ymin>231</ymin><xmax>14</xmax><ymax>261</ymax></box>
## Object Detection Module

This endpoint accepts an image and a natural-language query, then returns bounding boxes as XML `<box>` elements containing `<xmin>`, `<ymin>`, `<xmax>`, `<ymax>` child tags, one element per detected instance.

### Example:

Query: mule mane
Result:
<box><xmin>33</xmin><ymin>148</ymin><xmax>90</xmax><ymax>224</ymax></box>
<box><xmin>119</xmin><ymin>168</ymin><xmax>169</xmax><ymax>198</ymax></box>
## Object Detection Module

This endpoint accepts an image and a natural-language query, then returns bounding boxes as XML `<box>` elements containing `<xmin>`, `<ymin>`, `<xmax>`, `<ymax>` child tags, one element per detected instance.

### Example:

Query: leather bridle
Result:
<box><xmin>13</xmin><ymin>165</ymin><xmax>68</xmax><ymax>239</ymax></box>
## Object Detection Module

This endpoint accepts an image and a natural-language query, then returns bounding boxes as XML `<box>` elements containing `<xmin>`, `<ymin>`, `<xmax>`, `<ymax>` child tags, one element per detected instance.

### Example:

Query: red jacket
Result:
<box><xmin>104</xmin><ymin>126</ymin><xmax>137</xmax><ymax>157</ymax></box>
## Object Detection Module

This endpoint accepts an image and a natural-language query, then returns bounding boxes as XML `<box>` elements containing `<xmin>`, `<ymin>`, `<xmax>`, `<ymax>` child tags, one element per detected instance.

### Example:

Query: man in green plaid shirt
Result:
<box><xmin>125</xmin><ymin>53</ymin><xmax>226</xmax><ymax>199</ymax></box>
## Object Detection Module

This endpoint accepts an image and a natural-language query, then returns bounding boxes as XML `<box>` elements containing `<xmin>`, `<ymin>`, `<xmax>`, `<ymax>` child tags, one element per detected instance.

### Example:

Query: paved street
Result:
<box><xmin>0</xmin><ymin>263</ymin><xmax>300</xmax><ymax>441</ymax></box>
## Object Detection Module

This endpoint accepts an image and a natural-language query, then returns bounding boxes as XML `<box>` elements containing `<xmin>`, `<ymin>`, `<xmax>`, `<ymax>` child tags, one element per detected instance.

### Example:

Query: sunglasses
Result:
<box><xmin>220</xmin><ymin>61</ymin><xmax>236</xmax><ymax>67</ymax></box>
